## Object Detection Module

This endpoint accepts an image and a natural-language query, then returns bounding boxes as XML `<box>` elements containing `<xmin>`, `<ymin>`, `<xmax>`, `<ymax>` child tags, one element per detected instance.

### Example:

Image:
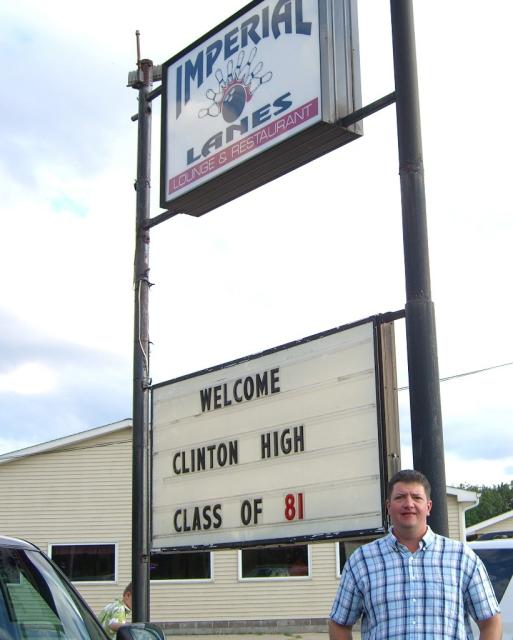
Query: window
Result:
<box><xmin>473</xmin><ymin>548</ymin><xmax>513</xmax><ymax>601</ymax></box>
<box><xmin>150</xmin><ymin>551</ymin><xmax>211</xmax><ymax>580</ymax></box>
<box><xmin>240</xmin><ymin>544</ymin><xmax>309</xmax><ymax>579</ymax></box>
<box><xmin>337</xmin><ymin>538</ymin><xmax>378</xmax><ymax>576</ymax></box>
<box><xmin>50</xmin><ymin>544</ymin><xmax>116</xmax><ymax>582</ymax></box>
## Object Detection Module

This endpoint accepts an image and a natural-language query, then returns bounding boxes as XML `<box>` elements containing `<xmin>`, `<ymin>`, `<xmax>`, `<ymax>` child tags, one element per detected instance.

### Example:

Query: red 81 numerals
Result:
<box><xmin>284</xmin><ymin>492</ymin><xmax>304</xmax><ymax>521</ymax></box>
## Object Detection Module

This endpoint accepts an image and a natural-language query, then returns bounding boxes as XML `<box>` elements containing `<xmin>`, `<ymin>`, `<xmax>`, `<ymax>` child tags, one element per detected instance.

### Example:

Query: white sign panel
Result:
<box><xmin>151</xmin><ymin>318</ymin><xmax>391</xmax><ymax>550</ymax></box>
<box><xmin>166</xmin><ymin>0</ymin><xmax>321</xmax><ymax>199</ymax></box>
<box><xmin>160</xmin><ymin>0</ymin><xmax>361</xmax><ymax>216</ymax></box>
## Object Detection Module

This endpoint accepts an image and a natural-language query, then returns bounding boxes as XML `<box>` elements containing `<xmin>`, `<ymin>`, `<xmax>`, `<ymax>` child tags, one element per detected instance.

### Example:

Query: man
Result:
<box><xmin>329</xmin><ymin>470</ymin><xmax>502</xmax><ymax>639</ymax></box>
<box><xmin>98</xmin><ymin>582</ymin><xmax>132</xmax><ymax>639</ymax></box>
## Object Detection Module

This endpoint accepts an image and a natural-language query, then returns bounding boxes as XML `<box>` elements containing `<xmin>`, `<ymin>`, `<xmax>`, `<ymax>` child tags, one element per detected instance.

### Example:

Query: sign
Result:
<box><xmin>151</xmin><ymin>315</ymin><xmax>400</xmax><ymax>550</ymax></box>
<box><xmin>160</xmin><ymin>0</ymin><xmax>362</xmax><ymax>216</ymax></box>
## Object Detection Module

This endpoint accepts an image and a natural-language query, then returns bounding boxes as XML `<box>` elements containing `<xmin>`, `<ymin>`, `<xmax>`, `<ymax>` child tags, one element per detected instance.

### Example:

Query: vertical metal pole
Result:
<box><xmin>390</xmin><ymin>1</ymin><xmax>449</xmax><ymax>535</ymax></box>
<box><xmin>132</xmin><ymin>58</ymin><xmax>153</xmax><ymax>621</ymax></box>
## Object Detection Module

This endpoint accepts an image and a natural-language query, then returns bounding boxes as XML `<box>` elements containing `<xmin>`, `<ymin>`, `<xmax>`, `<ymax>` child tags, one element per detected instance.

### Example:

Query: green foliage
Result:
<box><xmin>462</xmin><ymin>482</ymin><xmax>513</xmax><ymax>527</ymax></box>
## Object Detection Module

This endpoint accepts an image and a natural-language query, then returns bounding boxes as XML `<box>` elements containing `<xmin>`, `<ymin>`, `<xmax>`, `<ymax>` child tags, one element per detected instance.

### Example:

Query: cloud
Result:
<box><xmin>398</xmin><ymin>368</ymin><xmax>513</xmax><ymax>485</ymax></box>
<box><xmin>0</xmin><ymin>310</ymin><xmax>131</xmax><ymax>451</ymax></box>
<box><xmin>0</xmin><ymin>11</ymin><xmax>134</xmax><ymax>195</ymax></box>
<box><xmin>0</xmin><ymin>362</ymin><xmax>58</xmax><ymax>395</ymax></box>
<box><xmin>1</xmin><ymin>0</ymin><xmax>512</xmax><ymax>492</ymax></box>
<box><xmin>444</xmin><ymin>451</ymin><xmax>513</xmax><ymax>489</ymax></box>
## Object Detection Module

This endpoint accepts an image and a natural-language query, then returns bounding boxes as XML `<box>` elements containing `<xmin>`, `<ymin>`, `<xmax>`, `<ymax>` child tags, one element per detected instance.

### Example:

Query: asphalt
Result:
<box><xmin>169</xmin><ymin>635</ymin><xmax>329</xmax><ymax>639</ymax></box>
<box><xmin>168</xmin><ymin>634</ymin><xmax>362</xmax><ymax>639</ymax></box>
<box><xmin>167</xmin><ymin>630</ymin><xmax>361</xmax><ymax>640</ymax></box>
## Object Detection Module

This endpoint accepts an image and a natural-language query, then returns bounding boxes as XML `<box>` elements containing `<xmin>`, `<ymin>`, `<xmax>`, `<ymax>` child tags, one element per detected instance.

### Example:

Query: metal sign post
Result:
<box><xmin>126</xmin><ymin>1</ymin><xmax>449</xmax><ymax>618</ymax></box>
<box><xmin>390</xmin><ymin>0</ymin><xmax>449</xmax><ymax>535</ymax></box>
<box><xmin>131</xmin><ymin>55</ymin><xmax>153</xmax><ymax>622</ymax></box>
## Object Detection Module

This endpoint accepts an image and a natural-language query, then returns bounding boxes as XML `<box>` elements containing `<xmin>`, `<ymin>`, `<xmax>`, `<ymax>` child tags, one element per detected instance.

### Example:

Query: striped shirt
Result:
<box><xmin>329</xmin><ymin>527</ymin><xmax>500</xmax><ymax>639</ymax></box>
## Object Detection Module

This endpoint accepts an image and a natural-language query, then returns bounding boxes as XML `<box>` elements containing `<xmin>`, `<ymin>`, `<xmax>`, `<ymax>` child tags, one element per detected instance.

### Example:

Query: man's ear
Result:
<box><xmin>427</xmin><ymin>499</ymin><xmax>432</xmax><ymax>515</ymax></box>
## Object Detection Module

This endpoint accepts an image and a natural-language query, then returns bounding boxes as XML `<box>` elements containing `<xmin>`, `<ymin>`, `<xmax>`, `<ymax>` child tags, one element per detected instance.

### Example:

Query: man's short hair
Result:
<box><xmin>123</xmin><ymin>583</ymin><xmax>132</xmax><ymax>597</ymax></box>
<box><xmin>387</xmin><ymin>469</ymin><xmax>431</xmax><ymax>499</ymax></box>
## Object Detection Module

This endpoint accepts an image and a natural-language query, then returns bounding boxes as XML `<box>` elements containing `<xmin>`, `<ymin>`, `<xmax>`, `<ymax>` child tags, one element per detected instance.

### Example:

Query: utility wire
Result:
<box><xmin>397</xmin><ymin>360</ymin><xmax>513</xmax><ymax>392</ymax></box>
<box><xmin>1</xmin><ymin>362</ymin><xmax>512</xmax><ymax>460</ymax></box>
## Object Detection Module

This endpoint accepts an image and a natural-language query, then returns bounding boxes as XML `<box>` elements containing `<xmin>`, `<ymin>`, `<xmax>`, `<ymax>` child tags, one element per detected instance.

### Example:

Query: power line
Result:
<box><xmin>397</xmin><ymin>360</ymin><xmax>513</xmax><ymax>392</ymax></box>
<box><xmin>2</xmin><ymin>361</ymin><xmax>512</xmax><ymax>461</ymax></box>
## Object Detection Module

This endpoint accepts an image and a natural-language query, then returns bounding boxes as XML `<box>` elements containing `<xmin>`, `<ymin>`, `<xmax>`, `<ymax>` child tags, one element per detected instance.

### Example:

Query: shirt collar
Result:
<box><xmin>387</xmin><ymin>525</ymin><xmax>435</xmax><ymax>551</ymax></box>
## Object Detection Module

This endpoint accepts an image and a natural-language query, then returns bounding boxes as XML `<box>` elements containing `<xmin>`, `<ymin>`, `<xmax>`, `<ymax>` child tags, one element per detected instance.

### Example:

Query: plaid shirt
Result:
<box><xmin>329</xmin><ymin>527</ymin><xmax>500</xmax><ymax>639</ymax></box>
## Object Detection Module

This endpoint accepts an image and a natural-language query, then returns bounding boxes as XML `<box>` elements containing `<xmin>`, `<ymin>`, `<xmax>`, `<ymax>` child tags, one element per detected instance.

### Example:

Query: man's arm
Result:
<box><xmin>476</xmin><ymin>613</ymin><xmax>502</xmax><ymax>640</ymax></box>
<box><xmin>328</xmin><ymin>619</ymin><xmax>354</xmax><ymax>640</ymax></box>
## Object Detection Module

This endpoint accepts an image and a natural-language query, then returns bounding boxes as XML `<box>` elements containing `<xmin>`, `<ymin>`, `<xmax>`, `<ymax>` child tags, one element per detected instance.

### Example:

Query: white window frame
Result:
<box><xmin>238</xmin><ymin>544</ymin><xmax>312</xmax><ymax>581</ymax></box>
<box><xmin>335</xmin><ymin>537</ymin><xmax>380</xmax><ymax>577</ymax></box>
<box><xmin>48</xmin><ymin>542</ymin><xmax>118</xmax><ymax>584</ymax></box>
<box><xmin>149</xmin><ymin>550</ymin><xmax>214</xmax><ymax>583</ymax></box>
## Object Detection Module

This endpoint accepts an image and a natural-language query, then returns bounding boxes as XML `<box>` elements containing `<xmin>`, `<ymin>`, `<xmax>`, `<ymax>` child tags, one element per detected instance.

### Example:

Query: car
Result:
<box><xmin>470</xmin><ymin>539</ymin><xmax>513</xmax><ymax>639</ymax></box>
<box><xmin>476</xmin><ymin>531</ymin><xmax>513</xmax><ymax>541</ymax></box>
<box><xmin>0</xmin><ymin>535</ymin><xmax>164</xmax><ymax>639</ymax></box>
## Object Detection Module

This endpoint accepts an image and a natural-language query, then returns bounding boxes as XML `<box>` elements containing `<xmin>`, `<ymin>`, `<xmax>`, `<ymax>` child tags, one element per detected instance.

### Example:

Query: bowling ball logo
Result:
<box><xmin>199</xmin><ymin>47</ymin><xmax>273</xmax><ymax>122</ymax></box>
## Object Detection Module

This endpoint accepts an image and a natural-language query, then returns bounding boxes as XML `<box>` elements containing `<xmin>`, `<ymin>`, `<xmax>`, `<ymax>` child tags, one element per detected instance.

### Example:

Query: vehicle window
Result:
<box><xmin>473</xmin><ymin>548</ymin><xmax>513</xmax><ymax>601</ymax></box>
<box><xmin>0</xmin><ymin>547</ymin><xmax>105</xmax><ymax>639</ymax></box>
<box><xmin>241</xmin><ymin>545</ymin><xmax>309</xmax><ymax>578</ymax></box>
<box><xmin>50</xmin><ymin>544</ymin><xmax>115</xmax><ymax>582</ymax></box>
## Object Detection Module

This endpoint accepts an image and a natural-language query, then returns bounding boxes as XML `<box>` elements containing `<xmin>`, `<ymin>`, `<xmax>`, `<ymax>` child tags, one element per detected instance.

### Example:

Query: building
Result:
<box><xmin>0</xmin><ymin>420</ymin><xmax>479</xmax><ymax>635</ymax></box>
<box><xmin>467</xmin><ymin>509</ymin><xmax>513</xmax><ymax>540</ymax></box>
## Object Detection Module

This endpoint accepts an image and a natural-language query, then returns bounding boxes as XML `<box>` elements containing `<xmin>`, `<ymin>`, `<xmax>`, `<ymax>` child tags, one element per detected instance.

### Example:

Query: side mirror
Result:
<box><xmin>116</xmin><ymin>622</ymin><xmax>166</xmax><ymax>639</ymax></box>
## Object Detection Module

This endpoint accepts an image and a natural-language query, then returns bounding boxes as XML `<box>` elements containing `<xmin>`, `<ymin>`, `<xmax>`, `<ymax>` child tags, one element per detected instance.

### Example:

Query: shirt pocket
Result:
<box><xmin>425</xmin><ymin>571</ymin><xmax>460</xmax><ymax>618</ymax></box>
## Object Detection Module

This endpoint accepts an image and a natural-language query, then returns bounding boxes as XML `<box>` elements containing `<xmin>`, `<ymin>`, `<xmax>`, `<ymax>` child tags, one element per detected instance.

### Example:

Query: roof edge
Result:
<box><xmin>466</xmin><ymin>508</ymin><xmax>513</xmax><ymax>534</ymax></box>
<box><xmin>0</xmin><ymin>419</ymin><xmax>132</xmax><ymax>465</ymax></box>
<box><xmin>446</xmin><ymin>486</ymin><xmax>480</xmax><ymax>504</ymax></box>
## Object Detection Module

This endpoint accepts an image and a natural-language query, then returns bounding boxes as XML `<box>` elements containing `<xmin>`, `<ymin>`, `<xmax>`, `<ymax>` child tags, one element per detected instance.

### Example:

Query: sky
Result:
<box><xmin>1</xmin><ymin>0</ymin><xmax>512</xmax><ymax>489</ymax></box>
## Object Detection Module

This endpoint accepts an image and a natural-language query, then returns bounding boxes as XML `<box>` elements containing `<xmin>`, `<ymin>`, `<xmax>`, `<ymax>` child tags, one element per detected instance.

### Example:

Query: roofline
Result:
<box><xmin>466</xmin><ymin>508</ymin><xmax>513</xmax><ymax>534</ymax></box>
<box><xmin>446</xmin><ymin>486</ymin><xmax>480</xmax><ymax>505</ymax></box>
<box><xmin>0</xmin><ymin>419</ymin><xmax>132</xmax><ymax>465</ymax></box>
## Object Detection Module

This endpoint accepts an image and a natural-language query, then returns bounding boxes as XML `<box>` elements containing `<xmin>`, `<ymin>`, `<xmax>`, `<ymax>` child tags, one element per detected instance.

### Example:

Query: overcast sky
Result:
<box><xmin>1</xmin><ymin>0</ymin><xmax>512</xmax><ymax>488</ymax></box>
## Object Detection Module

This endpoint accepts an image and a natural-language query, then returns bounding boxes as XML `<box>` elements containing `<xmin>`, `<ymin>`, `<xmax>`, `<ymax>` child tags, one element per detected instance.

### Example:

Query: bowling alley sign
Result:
<box><xmin>160</xmin><ymin>0</ymin><xmax>362</xmax><ymax>216</ymax></box>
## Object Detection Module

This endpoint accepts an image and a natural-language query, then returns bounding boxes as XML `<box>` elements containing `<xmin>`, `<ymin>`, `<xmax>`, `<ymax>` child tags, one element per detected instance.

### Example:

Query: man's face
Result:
<box><xmin>386</xmin><ymin>481</ymin><xmax>432</xmax><ymax>536</ymax></box>
<box><xmin>124</xmin><ymin>591</ymin><xmax>132</xmax><ymax>611</ymax></box>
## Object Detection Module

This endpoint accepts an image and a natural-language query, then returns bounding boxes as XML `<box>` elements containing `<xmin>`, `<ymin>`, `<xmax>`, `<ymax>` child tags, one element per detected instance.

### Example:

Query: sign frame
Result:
<box><xmin>150</xmin><ymin>311</ymin><xmax>402</xmax><ymax>552</ymax></box>
<box><xmin>159</xmin><ymin>0</ymin><xmax>362</xmax><ymax>217</ymax></box>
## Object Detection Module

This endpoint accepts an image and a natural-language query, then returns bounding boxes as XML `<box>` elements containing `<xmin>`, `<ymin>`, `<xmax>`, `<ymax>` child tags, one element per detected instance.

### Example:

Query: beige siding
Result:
<box><xmin>475</xmin><ymin>515</ymin><xmax>513</xmax><ymax>535</ymax></box>
<box><xmin>1</xmin><ymin>427</ymin><xmax>474</xmax><ymax>626</ymax></box>
<box><xmin>0</xmin><ymin>427</ymin><xmax>342</xmax><ymax>623</ymax></box>
<box><xmin>0</xmin><ymin>428</ymin><xmax>132</xmax><ymax>614</ymax></box>
<box><xmin>447</xmin><ymin>494</ymin><xmax>461</xmax><ymax>540</ymax></box>
<box><xmin>149</xmin><ymin>543</ymin><xmax>340</xmax><ymax>621</ymax></box>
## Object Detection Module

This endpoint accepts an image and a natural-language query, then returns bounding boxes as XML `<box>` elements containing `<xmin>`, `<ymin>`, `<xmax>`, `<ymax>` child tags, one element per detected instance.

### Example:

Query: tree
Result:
<box><xmin>462</xmin><ymin>482</ymin><xmax>513</xmax><ymax>527</ymax></box>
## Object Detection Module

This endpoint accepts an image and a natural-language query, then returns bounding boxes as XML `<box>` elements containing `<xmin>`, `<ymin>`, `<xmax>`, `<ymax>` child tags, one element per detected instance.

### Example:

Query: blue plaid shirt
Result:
<box><xmin>329</xmin><ymin>527</ymin><xmax>500</xmax><ymax>639</ymax></box>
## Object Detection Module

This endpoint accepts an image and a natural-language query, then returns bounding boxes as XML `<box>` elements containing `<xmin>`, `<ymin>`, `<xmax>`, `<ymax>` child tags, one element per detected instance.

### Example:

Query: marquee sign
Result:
<box><xmin>160</xmin><ymin>0</ymin><xmax>362</xmax><ymax>216</ymax></box>
<box><xmin>151</xmin><ymin>315</ymin><xmax>400</xmax><ymax>551</ymax></box>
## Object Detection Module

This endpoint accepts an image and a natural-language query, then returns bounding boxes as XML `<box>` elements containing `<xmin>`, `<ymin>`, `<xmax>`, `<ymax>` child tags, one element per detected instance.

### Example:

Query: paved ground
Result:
<box><xmin>169</xmin><ymin>635</ymin><xmax>329</xmax><ymax>639</ymax></box>
<box><xmin>167</xmin><ymin>631</ymin><xmax>360</xmax><ymax>640</ymax></box>
<box><xmin>169</xmin><ymin>634</ymin><xmax>362</xmax><ymax>639</ymax></box>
